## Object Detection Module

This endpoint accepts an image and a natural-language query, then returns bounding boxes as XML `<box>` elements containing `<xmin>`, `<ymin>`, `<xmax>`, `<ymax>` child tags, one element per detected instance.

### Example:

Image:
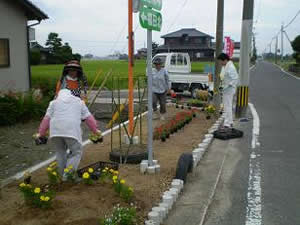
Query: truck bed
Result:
<box><xmin>168</xmin><ymin>72</ymin><xmax>209</xmax><ymax>84</ymax></box>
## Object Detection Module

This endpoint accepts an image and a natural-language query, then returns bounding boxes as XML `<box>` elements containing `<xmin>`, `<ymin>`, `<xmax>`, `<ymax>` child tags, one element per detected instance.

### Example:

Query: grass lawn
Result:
<box><xmin>31</xmin><ymin>60</ymin><xmax>214</xmax><ymax>90</ymax></box>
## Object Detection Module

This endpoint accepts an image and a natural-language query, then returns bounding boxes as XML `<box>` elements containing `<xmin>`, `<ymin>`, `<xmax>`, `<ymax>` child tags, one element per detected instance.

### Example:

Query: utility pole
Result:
<box><xmin>128</xmin><ymin>0</ymin><xmax>134</xmax><ymax>135</ymax></box>
<box><xmin>214</xmin><ymin>0</ymin><xmax>224</xmax><ymax>107</ymax></box>
<box><xmin>275</xmin><ymin>35</ymin><xmax>278</xmax><ymax>64</ymax></box>
<box><xmin>236</xmin><ymin>0</ymin><xmax>254</xmax><ymax>118</ymax></box>
<box><xmin>281</xmin><ymin>23</ymin><xmax>284</xmax><ymax>61</ymax></box>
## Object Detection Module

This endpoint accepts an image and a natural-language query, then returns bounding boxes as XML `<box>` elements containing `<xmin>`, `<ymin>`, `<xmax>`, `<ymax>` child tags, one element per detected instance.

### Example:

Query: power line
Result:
<box><xmin>284</xmin><ymin>9</ymin><xmax>300</xmax><ymax>29</ymax></box>
<box><xmin>166</xmin><ymin>0</ymin><xmax>189</xmax><ymax>33</ymax></box>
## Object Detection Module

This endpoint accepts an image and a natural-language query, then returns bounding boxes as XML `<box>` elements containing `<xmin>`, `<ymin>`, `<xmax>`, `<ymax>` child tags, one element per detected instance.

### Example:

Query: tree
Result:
<box><xmin>45</xmin><ymin>33</ymin><xmax>75</xmax><ymax>64</ymax></box>
<box><xmin>291</xmin><ymin>35</ymin><xmax>300</xmax><ymax>64</ymax></box>
<box><xmin>30</xmin><ymin>50</ymin><xmax>41</xmax><ymax>65</ymax></box>
<box><xmin>72</xmin><ymin>53</ymin><xmax>82</xmax><ymax>62</ymax></box>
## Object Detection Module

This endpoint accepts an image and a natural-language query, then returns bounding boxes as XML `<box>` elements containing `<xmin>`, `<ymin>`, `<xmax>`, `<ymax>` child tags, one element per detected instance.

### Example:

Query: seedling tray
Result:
<box><xmin>77</xmin><ymin>161</ymin><xmax>119</xmax><ymax>179</ymax></box>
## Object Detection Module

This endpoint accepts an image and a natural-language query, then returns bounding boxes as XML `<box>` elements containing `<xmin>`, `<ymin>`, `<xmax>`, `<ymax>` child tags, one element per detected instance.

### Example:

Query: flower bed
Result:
<box><xmin>153</xmin><ymin>110</ymin><xmax>197</xmax><ymax>142</ymax></box>
<box><xmin>0</xmin><ymin>106</ymin><xmax>216</xmax><ymax>225</ymax></box>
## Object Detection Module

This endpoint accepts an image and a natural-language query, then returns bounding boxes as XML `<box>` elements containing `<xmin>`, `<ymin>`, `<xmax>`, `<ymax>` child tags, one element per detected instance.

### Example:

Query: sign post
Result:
<box><xmin>139</xmin><ymin>0</ymin><xmax>162</xmax><ymax>167</ymax></box>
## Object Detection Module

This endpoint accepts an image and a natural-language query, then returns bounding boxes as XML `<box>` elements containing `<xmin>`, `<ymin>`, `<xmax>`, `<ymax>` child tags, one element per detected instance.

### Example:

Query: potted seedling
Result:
<box><xmin>161</xmin><ymin>132</ymin><xmax>167</xmax><ymax>142</ymax></box>
<box><xmin>89</xmin><ymin>133</ymin><xmax>103</xmax><ymax>143</ymax></box>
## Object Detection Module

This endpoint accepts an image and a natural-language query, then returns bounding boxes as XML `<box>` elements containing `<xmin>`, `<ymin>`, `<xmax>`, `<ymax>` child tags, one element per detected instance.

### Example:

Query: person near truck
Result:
<box><xmin>152</xmin><ymin>57</ymin><xmax>171</xmax><ymax>120</ymax></box>
<box><xmin>217</xmin><ymin>53</ymin><xmax>239</xmax><ymax>129</ymax></box>
<box><xmin>36</xmin><ymin>89</ymin><xmax>102</xmax><ymax>180</ymax></box>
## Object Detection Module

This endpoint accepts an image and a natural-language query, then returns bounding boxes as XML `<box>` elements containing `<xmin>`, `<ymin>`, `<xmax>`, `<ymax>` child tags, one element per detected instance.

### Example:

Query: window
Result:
<box><xmin>0</xmin><ymin>39</ymin><xmax>10</xmax><ymax>67</ymax></box>
<box><xmin>177</xmin><ymin>54</ymin><xmax>183</xmax><ymax>65</ymax></box>
<box><xmin>171</xmin><ymin>55</ymin><xmax>176</xmax><ymax>65</ymax></box>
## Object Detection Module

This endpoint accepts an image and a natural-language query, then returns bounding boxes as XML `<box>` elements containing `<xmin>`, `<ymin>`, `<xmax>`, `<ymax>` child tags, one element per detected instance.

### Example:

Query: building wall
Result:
<box><xmin>0</xmin><ymin>1</ymin><xmax>29</xmax><ymax>92</ymax></box>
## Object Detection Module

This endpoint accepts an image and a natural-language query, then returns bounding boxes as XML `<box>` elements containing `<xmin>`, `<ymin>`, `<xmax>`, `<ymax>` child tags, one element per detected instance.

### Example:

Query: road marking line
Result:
<box><xmin>246</xmin><ymin>103</ymin><xmax>262</xmax><ymax>225</ymax></box>
<box><xmin>271</xmin><ymin>62</ymin><xmax>300</xmax><ymax>80</ymax></box>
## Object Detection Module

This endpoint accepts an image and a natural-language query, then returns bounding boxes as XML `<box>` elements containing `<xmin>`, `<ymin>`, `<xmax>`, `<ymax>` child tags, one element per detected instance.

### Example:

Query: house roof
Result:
<box><xmin>161</xmin><ymin>28</ymin><xmax>214</xmax><ymax>39</ymax></box>
<box><xmin>12</xmin><ymin>0</ymin><xmax>48</xmax><ymax>21</ymax></box>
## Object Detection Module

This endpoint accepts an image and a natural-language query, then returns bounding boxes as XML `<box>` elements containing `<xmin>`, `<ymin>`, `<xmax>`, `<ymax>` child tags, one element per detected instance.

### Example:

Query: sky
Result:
<box><xmin>29</xmin><ymin>0</ymin><xmax>300</xmax><ymax>57</ymax></box>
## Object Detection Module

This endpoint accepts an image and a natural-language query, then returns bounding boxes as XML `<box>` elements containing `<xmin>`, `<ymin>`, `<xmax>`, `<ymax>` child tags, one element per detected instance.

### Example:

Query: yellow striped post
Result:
<box><xmin>236</xmin><ymin>86</ymin><xmax>249</xmax><ymax>117</ymax></box>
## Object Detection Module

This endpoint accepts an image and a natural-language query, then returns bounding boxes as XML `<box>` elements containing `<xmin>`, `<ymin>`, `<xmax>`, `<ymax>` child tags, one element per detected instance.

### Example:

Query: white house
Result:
<box><xmin>0</xmin><ymin>0</ymin><xmax>48</xmax><ymax>92</ymax></box>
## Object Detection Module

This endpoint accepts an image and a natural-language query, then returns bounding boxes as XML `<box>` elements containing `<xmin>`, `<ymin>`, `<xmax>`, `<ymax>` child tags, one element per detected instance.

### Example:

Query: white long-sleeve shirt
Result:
<box><xmin>45</xmin><ymin>89</ymin><xmax>91</xmax><ymax>144</ymax></box>
<box><xmin>222</xmin><ymin>61</ymin><xmax>239</xmax><ymax>90</ymax></box>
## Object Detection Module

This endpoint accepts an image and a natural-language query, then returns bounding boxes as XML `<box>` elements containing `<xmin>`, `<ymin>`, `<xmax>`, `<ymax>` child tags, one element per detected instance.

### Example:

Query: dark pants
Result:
<box><xmin>153</xmin><ymin>92</ymin><xmax>167</xmax><ymax>114</ymax></box>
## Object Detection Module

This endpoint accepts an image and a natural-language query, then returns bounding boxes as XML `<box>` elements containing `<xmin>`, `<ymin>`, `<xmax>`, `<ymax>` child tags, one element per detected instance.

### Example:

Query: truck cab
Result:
<box><xmin>152</xmin><ymin>52</ymin><xmax>212</xmax><ymax>98</ymax></box>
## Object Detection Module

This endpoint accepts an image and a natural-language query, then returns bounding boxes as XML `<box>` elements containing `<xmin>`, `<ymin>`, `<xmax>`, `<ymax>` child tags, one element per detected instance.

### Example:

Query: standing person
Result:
<box><xmin>55</xmin><ymin>60</ymin><xmax>88</xmax><ymax>101</ymax></box>
<box><xmin>36</xmin><ymin>89</ymin><xmax>101</xmax><ymax>180</ymax></box>
<box><xmin>217</xmin><ymin>53</ymin><xmax>239</xmax><ymax>129</ymax></box>
<box><xmin>152</xmin><ymin>57</ymin><xmax>171</xmax><ymax>120</ymax></box>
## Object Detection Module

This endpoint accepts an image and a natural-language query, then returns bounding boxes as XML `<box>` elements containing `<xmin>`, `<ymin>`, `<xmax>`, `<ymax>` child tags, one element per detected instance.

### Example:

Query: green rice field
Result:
<box><xmin>31</xmin><ymin>60</ymin><xmax>214</xmax><ymax>90</ymax></box>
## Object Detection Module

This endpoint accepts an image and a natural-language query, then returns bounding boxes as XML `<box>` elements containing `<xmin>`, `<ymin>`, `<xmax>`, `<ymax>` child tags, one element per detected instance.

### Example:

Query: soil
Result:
<box><xmin>0</xmin><ymin>105</ymin><xmax>216</xmax><ymax>225</ymax></box>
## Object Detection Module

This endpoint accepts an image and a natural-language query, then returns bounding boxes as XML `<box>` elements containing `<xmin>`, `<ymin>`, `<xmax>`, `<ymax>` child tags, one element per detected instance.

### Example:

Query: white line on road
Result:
<box><xmin>271</xmin><ymin>62</ymin><xmax>300</xmax><ymax>80</ymax></box>
<box><xmin>246</xmin><ymin>103</ymin><xmax>262</xmax><ymax>225</ymax></box>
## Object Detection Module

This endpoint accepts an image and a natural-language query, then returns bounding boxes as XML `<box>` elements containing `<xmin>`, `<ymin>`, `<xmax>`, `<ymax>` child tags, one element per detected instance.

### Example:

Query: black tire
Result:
<box><xmin>109</xmin><ymin>151</ymin><xmax>148</xmax><ymax>164</ymax></box>
<box><xmin>175</xmin><ymin>153</ymin><xmax>193</xmax><ymax>183</ymax></box>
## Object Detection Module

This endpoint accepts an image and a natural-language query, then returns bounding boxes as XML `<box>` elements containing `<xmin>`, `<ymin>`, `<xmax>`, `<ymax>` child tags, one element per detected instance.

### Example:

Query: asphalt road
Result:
<box><xmin>204</xmin><ymin>61</ymin><xmax>300</xmax><ymax>225</ymax></box>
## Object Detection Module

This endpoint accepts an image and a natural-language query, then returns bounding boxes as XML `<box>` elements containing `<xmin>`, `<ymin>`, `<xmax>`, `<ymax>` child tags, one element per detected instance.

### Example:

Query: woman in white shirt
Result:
<box><xmin>217</xmin><ymin>53</ymin><xmax>239</xmax><ymax>128</ymax></box>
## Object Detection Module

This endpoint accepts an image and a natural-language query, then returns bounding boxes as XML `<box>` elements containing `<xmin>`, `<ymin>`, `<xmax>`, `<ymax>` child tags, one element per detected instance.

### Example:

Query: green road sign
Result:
<box><xmin>139</xmin><ymin>7</ymin><xmax>162</xmax><ymax>31</ymax></box>
<box><xmin>141</xmin><ymin>0</ymin><xmax>162</xmax><ymax>11</ymax></box>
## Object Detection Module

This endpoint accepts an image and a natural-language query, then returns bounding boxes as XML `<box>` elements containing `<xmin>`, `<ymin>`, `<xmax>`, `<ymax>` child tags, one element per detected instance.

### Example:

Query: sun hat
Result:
<box><xmin>63</xmin><ymin>60</ymin><xmax>83</xmax><ymax>76</ymax></box>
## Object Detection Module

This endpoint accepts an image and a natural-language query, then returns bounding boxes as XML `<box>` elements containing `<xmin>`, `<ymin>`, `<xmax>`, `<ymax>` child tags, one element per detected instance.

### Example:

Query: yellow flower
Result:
<box><xmin>27</xmin><ymin>184</ymin><xmax>32</xmax><ymax>188</ymax></box>
<box><xmin>44</xmin><ymin>196</ymin><xmax>50</xmax><ymax>201</ymax></box>
<box><xmin>112</xmin><ymin>175</ymin><xmax>118</xmax><ymax>181</ymax></box>
<box><xmin>50</xmin><ymin>162</ymin><xmax>57</xmax><ymax>167</ymax></box>
<box><xmin>34</xmin><ymin>187</ymin><xmax>41</xmax><ymax>194</ymax></box>
<box><xmin>129</xmin><ymin>187</ymin><xmax>133</xmax><ymax>192</ymax></box>
<box><xmin>105</xmin><ymin>167</ymin><xmax>109</xmax><ymax>170</ymax></box>
<box><xmin>109</xmin><ymin>169</ymin><xmax>114</xmax><ymax>173</ymax></box>
<box><xmin>52</xmin><ymin>172</ymin><xmax>57</xmax><ymax>176</ymax></box>
<box><xmin>120</xmin><ymin>179</ymin><xmax>125</xmax><ymax>184</ymax></box>
<box><xmin>19</xmin><ymin>183</ymin><xmax>26</xmax><ymax>187</ymax></box>
<box><xmin>83</xmin><ymin>172</ymin><xmax>90</xmax><ymax>179</ymax></box>
<box><xmin>68</xmin><ymin>165</ymin><xmax>73</xmax><ymax>169</ymax></box>
<box><xmin>113</xmin><ymin>180</ymin><xmax>117</xmax><ymax>184</ymax></box>
<box><xmin>113</xmin><ymin>171</ymin><xmax>119</xmax><ymax>175</ymax></box>
<box><xmin>102</xmin><ymin>169</ymin><xmax>107</xmax><ymax>173</ymax></box>
<box><xmin>88</xmin><ymin>168</ymin><xmax>94</xmax><ymax>173</ymax></box>
<box><xmin>64</xmin><ymin>168</ymin><xmax>70</xmax><ymax>173</ymax></box>
<box><xmin>40</xmin><ymin>195</ymin><xmax>45</xmax><ymax>201</ymax></box>
<box><xmin>47</xmin><ymin>167</ymin><xmax>52</xmax><ymax>172</ymax></box>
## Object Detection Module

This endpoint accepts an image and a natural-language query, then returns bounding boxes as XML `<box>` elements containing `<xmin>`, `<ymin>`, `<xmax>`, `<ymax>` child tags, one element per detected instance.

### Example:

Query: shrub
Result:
<box><xmin>100</xmin><ymin>206</ymin><xmax>136</xmax><ymax>225</ymax></box>
<box><xmin>0</xmin><ymin>91</ymin><xmax>50</xmax><ymax>126</ymax></box>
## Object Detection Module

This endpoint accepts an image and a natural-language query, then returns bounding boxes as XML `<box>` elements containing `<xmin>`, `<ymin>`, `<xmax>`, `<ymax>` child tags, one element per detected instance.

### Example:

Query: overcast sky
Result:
<box><xmin>30</xmin><ymin>0</ymin><xmax>300</xmax><ymax>57</ymax></box>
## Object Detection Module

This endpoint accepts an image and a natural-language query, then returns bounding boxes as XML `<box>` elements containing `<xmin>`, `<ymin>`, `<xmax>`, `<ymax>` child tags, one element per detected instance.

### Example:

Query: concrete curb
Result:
<box><xmin>144</xmin><ymin>114</ymin><xmax>225</xmax><ymax>225</ymax></box>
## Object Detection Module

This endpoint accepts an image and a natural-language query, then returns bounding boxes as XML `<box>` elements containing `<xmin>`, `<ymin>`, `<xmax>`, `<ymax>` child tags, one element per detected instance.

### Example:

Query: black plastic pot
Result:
<box><xmin>176</xmin><ymin>105</ymin><xmax>179</xmax><ymax>108</ymax></box>
<box><xmin>161</xmin><ymin>137</ymin><xmax>166</xmax><ymax>142</ymax></box>
<box><xmin>206</xmin><ymin>115</ymin><xmax>211</xmax><ymax>120</ymax></box>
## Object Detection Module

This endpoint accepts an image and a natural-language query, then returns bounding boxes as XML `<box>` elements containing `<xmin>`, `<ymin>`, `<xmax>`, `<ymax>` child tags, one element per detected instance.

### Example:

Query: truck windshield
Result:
<box><xmin>152</xmin><ymin>56</ymin><xmax>167</xmax><ymax>68</ymax></box>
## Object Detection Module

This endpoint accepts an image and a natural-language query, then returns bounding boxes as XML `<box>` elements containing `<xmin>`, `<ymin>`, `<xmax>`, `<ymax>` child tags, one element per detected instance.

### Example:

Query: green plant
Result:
<box><xmin>100</xmin><ymin>206</ymin><xmax>136</xmax><ymax>225</ymax></box>
<box><xmin>18</xmin><ymin>183</ymin><xmax>55</xmax><ymax>209</ymax></box>
<box><xmin>82</xmin><ymin>171</ymin><xmax>93</xmax><ymax>185</ymax></box>
<box><xmin>292</xmin><ymin>35</ymin><xmax>300</xmax><ymax>64</ymax></box>
<box><xmin>46</xmin><ymin>162</ymin><xmax>60</xmax><ymax>184</ymax></box>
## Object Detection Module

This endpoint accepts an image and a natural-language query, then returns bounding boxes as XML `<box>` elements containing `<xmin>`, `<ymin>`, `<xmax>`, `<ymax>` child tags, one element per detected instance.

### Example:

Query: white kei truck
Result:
<box><xmin>152</xmin><ymin>52</ymin><xmax>213</xmax><ymax>98</ymax></box>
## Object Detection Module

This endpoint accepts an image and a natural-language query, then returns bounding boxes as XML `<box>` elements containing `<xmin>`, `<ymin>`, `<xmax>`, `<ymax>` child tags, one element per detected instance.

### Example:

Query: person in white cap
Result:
<box><xmin>217</xmin><ymin>53</ymin><xmax>239</xmax><ymax>129</ymax></box>
<box><xmin>36</xmin><ymin>89</ymin><xmax>101</xmax><ymax>180</ymax></box>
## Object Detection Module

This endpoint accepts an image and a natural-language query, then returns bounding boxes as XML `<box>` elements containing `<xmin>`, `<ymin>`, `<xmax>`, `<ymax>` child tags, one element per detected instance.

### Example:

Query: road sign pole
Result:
<box><xmin>128</xmin><ymin>0</ymin><xmax>134</xmax><ymax>136</ymax></box>
<box><xmin>146</xmin><ymin>29</ymin><xmax>154</xmax><ymax>166</ymax></box>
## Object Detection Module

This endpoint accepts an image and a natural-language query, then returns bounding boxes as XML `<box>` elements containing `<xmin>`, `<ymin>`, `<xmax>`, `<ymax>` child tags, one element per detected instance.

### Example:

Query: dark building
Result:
<box><xmin>156</xmin><ymin>28</ymin><xmax>215</xmax><ymax>61</ymax></box>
